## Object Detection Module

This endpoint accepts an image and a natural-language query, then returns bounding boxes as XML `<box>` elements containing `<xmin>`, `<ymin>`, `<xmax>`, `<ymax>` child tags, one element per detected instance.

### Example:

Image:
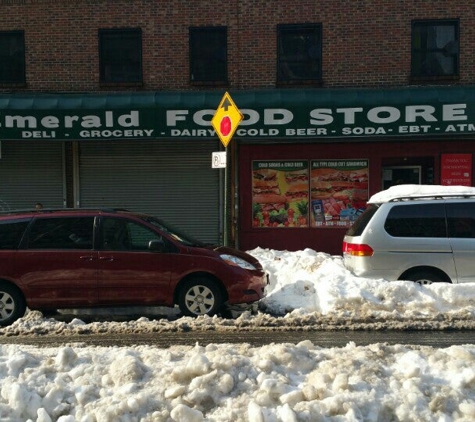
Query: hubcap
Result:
<box><xmin>185</xmin><ymin>285</ymin><xmax>215</xmax><ymax>315</ymax></box>
<box><xmin>416</xmin><ymin>279</ymin><xmax>433</xmax><ymax>286</ymax></box>
<box><xmin>0</xmin><ymin>292</ymin><xmax>15</xmax><ymax>321</ymax></box>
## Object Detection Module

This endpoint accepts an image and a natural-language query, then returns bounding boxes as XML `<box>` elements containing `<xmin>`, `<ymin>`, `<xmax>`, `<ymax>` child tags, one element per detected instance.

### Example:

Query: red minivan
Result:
<box><xmin>0</xmin><ymin>209</ymin><xmax>268</xmax><ymax>326</ymax></box>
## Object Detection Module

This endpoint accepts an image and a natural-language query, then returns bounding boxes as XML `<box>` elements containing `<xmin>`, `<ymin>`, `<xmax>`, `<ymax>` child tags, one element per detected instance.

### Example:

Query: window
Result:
<box><xmin>411</xmin><ymin>20</ymin><xmax>459</xmax><ymax>78</ymax></box>
<box><xmin>447</xmin><ymin>203</ymin><xmax>475</xmax><ymax>238</ymax></box>
<box><xmin>0</xmin><ymin>31</ymin><xmax>25</xmax><ymax>84</ymax></box>
<box><xmin>277</xmin><ymin>24</ymin><xmax>322</xmax><ymax>83</ymax></box>
<box><xmin>189</xmin><ymin>26</ymin><xmax>227</xmax><ymax>83</ymax></box>
<box><xmin>101</xmin><ymin>217</ymin><xmax>164</xmax><ymax>252</ymax></box>
<box><xmin>27</xmin><ymin>217</ymin><xmax>94</xmax><ymax>250</ymax></box>
<box><xmin>384</xmin><ymin>204</ymin><xmax>446</xmax><ymax>238</ymax></box>
<box><xmin>99</xmin><ymin>28</ymin><xmax>142</xmax><ymax>83</ymax></box>
<box><xmin>0</xmin><ymin>219</ymin><xmax>30</xmax><ymax>249</ymax></box>
<box><xmin>346</xmin><ymin>205</ymin><xmax>378</xmax><ymax>237</ymax></box>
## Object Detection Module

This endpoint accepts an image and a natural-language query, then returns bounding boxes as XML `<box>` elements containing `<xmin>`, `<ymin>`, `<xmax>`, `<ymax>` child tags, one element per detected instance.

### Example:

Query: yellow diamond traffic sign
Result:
<box><xmin>211</xmin><ymin>92</ymin><xmax>243</xmax><ymax>148</ymax></box>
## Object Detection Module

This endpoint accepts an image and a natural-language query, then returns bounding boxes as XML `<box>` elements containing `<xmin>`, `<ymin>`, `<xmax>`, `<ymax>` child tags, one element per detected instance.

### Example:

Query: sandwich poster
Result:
<box><xmin>310</xmin><ymin>159</ymin><xmax>369</xmax><ymax>228</ymax></box>
<box><xmin>252</xmin><ymin>161</ymin><xmax>309</xmax><ymax>227</ymax></box>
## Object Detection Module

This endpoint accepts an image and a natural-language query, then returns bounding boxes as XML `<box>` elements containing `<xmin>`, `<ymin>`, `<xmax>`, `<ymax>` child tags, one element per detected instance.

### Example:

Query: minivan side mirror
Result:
<box><xmin>149</xmin><ymin>239</ymin><xmax>166</xmax><ymax>252</ymax></box>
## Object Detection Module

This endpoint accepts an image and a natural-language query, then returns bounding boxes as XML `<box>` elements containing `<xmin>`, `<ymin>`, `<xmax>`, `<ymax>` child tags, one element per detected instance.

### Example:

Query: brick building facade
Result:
<box><xmin>1</xmin><ymin>0</ymin><xmax>475</xmax><ymax>253</ymax></box>
<box><xmin>2</xmin><ymin>0</ymin><xmax>474</xmax><ymax>91</ymax></box>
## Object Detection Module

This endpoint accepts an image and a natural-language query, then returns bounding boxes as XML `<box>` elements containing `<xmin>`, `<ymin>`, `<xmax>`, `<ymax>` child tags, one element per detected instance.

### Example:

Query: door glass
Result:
<box><xmin>382</xmin><ymin>166</ymin><xmax>421</xmax><ymax>190</ymax></box>
<box><xmin>101</xmin><ymin>217</ymin><xmax>163</xmax><ymax>251</ymax></box>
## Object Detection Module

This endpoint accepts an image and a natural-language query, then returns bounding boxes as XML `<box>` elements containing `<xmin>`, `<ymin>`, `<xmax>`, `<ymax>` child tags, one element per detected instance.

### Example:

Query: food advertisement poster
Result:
<box><xmin>441</xmin><ymin>153</ymin><xmax>472</xmax><ymax>187</ymax></box>
<box><xmin>310</xmin><ymin>159</ymin><xmax>369</xmax><ymax>228</ymax></box>
<box><xmin>252</xmin><ymin>161</ymin><xmax>309</xmax><ymax>228</ymax></box>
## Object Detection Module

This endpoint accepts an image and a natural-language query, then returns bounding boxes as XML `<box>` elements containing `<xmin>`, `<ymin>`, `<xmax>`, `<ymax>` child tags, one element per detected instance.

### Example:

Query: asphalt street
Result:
<box><xmin>0</xmin><ymin>329</ymin><xmax>473</xmax><ymax>348</ymax></box>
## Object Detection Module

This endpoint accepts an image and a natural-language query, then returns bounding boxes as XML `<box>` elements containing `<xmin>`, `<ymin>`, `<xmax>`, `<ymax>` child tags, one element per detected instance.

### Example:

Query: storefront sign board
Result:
<box><xmin>2</xmin><ymin>87</ymin><xmax>475</xmax><ymax>141</ymax></box>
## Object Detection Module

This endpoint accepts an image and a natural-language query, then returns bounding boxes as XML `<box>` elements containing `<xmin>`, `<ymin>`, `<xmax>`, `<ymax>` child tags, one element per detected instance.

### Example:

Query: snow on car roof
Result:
<box><xmin>369</xmin><ymin>184</ymin><xmax>475</xmax><ymax>203</ymax></box>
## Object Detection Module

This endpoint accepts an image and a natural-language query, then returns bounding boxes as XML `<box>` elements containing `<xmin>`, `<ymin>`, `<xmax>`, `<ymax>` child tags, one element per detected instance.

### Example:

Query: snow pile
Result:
<box><xmin>369</xmin><ymin>184</ymin><xmax>475</xmax><ymax>203</ymax></box>
<box><xmin>256</xmin><ymin>248</ymin><xmax>475</xmax><ymax>321</ymax></box>
<box><xmin>1</xmin><ymin>341</ymin><xmax>474</xmax><ymax>422</ymax></box>
<box><xmin>0</xmin><ymin>247</ymin><xmax>475</xmax><ymax>420</ymax></box>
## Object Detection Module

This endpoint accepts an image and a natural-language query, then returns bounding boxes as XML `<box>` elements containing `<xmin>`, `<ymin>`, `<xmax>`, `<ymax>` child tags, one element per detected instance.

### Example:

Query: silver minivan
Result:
<box><xmin>343</xmin><ymin>185</ymin><xmax>475</xmax><ymax>284</ymax></box>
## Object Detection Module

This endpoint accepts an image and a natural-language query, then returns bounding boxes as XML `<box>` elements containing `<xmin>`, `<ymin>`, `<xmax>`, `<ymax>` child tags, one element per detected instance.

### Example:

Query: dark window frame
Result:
<box><xmin>411</xmin><ymin>19</ymin><xmax>459</xmax><ymax>81</ymax></box>
<box><xmin>99</xmin><ymin>28</ymin><xmax>143</xmax><ymax>85</ymax></box>
<box><xmin>189</xmin><ymin>26</ymin><xmax>228</xmax><ymax>85</ymax></box>
<box><xmin>0</xmin><ymin>30</ymin><xmax>26</xmax><ymax>85</ymax></box>
<box><xmin>277</xmin><ymin>23</ymin><xmax>322</xmax><ymax>85</ymax></box>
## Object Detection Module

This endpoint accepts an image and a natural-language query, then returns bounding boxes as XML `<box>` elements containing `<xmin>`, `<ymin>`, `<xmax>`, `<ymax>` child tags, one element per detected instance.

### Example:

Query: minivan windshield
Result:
<box><xmin>141</xmin><ymin>216</ymin><xmax>206</xmax><ymax>247</ymax></box>
<box><xmin>345</xmin><ymin>204</ymin><xmax>379</xmax><ymax>236</ymax></box>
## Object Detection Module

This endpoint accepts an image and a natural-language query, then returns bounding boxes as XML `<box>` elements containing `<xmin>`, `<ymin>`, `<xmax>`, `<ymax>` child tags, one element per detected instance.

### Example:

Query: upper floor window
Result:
<box><xmin>189</xmin><ymin>26</ymin><xmax>227</xmax><ymax>84</ymax></box>
<box><xmin>0</xmin><ymin>31</ymin><xmax>25</xmax><ymax>84</ymax></box>
<box><xmin>411</xmin><ymin>20</ymin><xmax>459</xmax><ymax>78</ymax></box>
<box><xmin>277</xmin><ymin>24</ymin><xmax>322</xmax><ymax>84</ymax></box>
<box><xmin>99</xmin><ymin>28</ymin><xmax>142</xmax><ymax>83</ymax></box>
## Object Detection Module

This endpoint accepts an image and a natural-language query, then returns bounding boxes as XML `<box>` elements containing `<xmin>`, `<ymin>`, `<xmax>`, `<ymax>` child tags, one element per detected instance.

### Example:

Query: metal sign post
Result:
<box><xmin>211</xmin><ymin>92</ymin><xmax>243</xmax><ymax>246</ymax></box>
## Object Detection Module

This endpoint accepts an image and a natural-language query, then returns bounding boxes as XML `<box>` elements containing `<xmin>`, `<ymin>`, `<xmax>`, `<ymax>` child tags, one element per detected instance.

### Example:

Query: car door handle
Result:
<box><xmin>99</xmin><ymin>256</ymin><xmax>115</xmax><ymax>262</ymax></box>
<box><xmin>80</xmin><ymin>255</ymin><xmax>94</xmax><ymax>261</ymax></box>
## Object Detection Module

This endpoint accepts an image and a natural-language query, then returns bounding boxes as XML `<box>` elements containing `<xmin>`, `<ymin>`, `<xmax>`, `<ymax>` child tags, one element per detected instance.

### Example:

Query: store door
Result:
<box><xmin>382</xmin><ymin>166</ymin><xmax>421</xmax><ymax>190</ymax></box>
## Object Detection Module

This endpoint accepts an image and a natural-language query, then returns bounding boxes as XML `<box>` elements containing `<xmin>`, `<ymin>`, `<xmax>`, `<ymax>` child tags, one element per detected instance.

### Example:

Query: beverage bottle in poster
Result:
<box><xmin>312</xmin><ymin>199</ymin><xmax>324</xmax><ymax>222</ymax></box>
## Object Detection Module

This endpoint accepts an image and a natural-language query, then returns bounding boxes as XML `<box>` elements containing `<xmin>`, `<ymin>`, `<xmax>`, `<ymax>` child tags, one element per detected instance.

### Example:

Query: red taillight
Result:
<box><xmin>343</xmin><ymin>241</ymin><xmax>374</xmax><ymax>257</ymax></box>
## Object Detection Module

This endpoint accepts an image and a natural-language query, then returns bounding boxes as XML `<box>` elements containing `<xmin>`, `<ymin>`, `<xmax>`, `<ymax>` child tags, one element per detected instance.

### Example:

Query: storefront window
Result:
<box><xmin>251</xmin><ymin>159</ymin><xmax>369</xmax><ymax>229</ymax></box>
<box><xmin>310</xmin><ymin>160</ymin><xmax>369</xmax><ymax>228</ymax></box>
<box><xmin>252</xmin><ymin>161</ymin><xmax>309</xmax><ymax>228</ymax></box>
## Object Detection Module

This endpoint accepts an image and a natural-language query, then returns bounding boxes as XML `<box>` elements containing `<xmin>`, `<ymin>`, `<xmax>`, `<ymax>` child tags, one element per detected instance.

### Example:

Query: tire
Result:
<box><xmin>178</xmin><ymin>277</ymin><xmax>223</xmax><ymax>317</ymax></box>
<box><xmin>0</xmin><ymin>284</ymin><xmax>26</xmax><ymax>326</ymax></box>
<box><xmin>405</xmin><ymin>270</ymin><xmax>447</xmax><ymax>286</ymax></box>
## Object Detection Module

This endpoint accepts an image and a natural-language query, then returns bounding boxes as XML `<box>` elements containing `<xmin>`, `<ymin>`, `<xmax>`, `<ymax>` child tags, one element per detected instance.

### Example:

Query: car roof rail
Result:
<box><xmin>389</xmin><ymin>193</ymin><xmax>475</xmax><ymax>202</ymax></box>
<box><xmin>0</xmin><ymin>207</ymin><xmax>131</xmax><ymax>215</ymax></box>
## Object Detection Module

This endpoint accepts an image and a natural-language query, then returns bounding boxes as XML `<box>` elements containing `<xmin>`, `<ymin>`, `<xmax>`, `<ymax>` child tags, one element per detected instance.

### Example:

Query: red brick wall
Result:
<box><xmin>0</xmin><ymin>0</ymin><xmax>474</xmax><ymax>92</ymax></box>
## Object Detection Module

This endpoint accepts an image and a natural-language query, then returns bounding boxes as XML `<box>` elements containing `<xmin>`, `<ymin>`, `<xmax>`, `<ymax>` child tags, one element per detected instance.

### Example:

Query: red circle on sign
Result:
<box><xmin>220</xmin><ymin>116</ymin><xmax>232</xmax><ymax>136</ymax></box>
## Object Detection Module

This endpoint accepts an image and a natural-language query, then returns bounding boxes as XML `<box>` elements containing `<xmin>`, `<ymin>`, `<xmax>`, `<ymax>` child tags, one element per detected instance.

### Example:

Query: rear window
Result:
<box><xmin>346</xmin><ymin>204</ymin><xmax>378</xmax><ymax>236</ymax></box>
<box><xmin>384</xmin><ymin>203</ymin><xmax>446</xmax><ymax>238</ymax></box>
<box><xmin>0</xmin><ymin>219</ymin><xmax>30</xmax><ymax>249</ymax></box>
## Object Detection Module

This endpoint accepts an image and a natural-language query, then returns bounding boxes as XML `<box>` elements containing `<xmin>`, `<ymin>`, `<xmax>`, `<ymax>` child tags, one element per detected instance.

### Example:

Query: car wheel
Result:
<box><xmin>405</xmin><ymin>271</ymin><xmax>447</xmax><ymax>286</ymax></box>
<box><xmin>0</xmin><ymin>284</ymin><xmax>26</xmax><ymax>326</ymax></box>
<box><xmin>178</xmin><ymin>277</ymin><xmax>223</xmax><ymax>317</ymax></box>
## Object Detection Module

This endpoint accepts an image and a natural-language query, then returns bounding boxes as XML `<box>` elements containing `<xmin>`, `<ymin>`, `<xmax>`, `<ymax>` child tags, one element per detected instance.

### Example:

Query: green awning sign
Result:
<box><xmin>1</xmin><ymin>86</ymin><xmax>475</xmax><ymax>141</ymax></box>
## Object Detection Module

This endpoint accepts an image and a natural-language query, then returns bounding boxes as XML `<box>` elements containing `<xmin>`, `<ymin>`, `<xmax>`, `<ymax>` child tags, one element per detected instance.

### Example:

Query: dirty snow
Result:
<box><xmin>0</xmin><ymin>247</ymin><xmax>474</xmax><ymax>421</ymax></box>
